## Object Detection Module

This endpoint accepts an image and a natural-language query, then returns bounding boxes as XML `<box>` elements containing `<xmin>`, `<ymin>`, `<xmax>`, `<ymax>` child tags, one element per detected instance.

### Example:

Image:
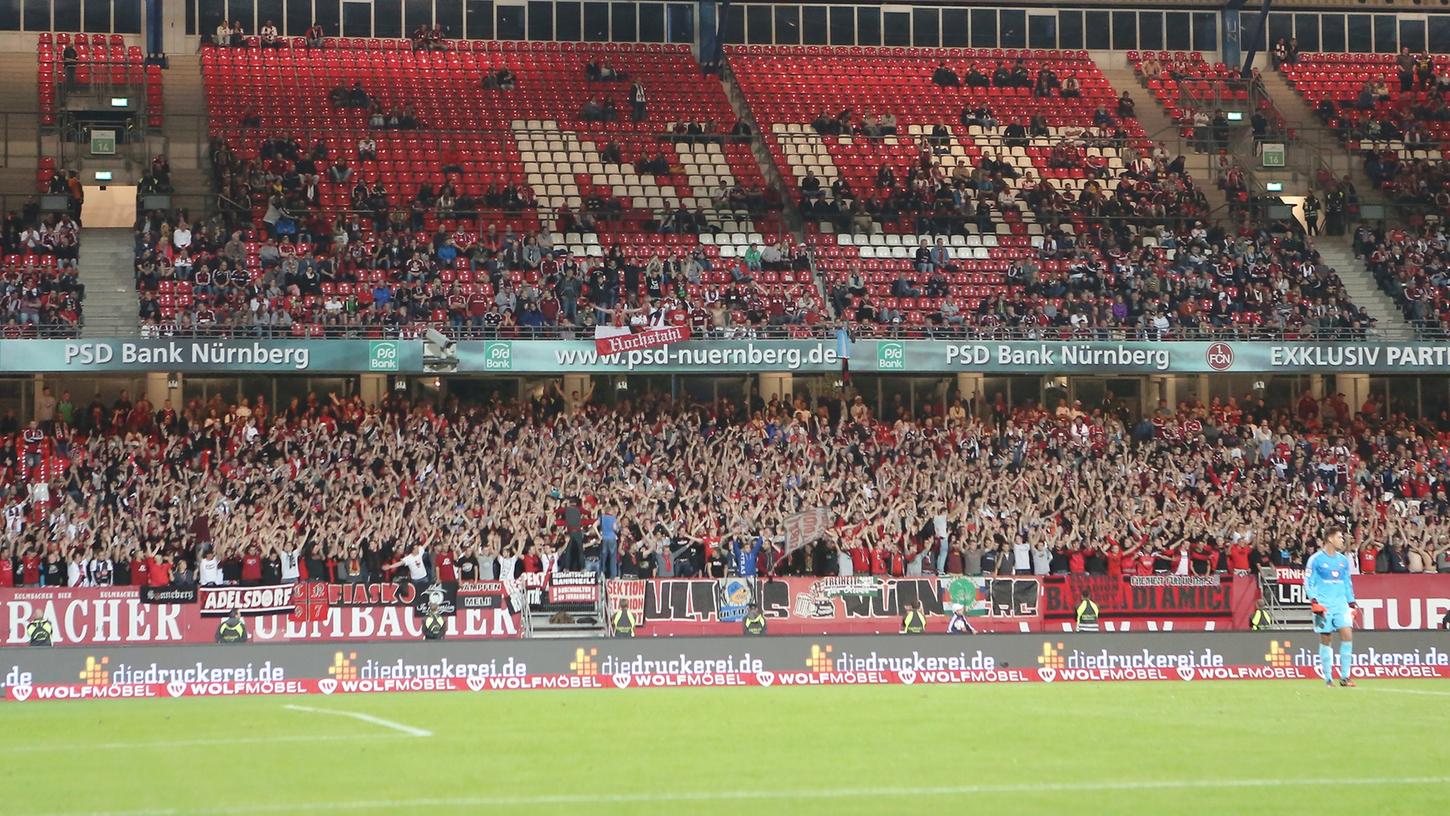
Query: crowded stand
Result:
<box><xmin>1284</xmin><ymin>49</ymin><xmax>1449</xmax><ymax>205</ymax></box>
<box><xmin>0</xmin><ymin>204</ymin><xmax>83</xmax><ymax>338</ymax></box>
<box><xmin>2</xmin><ymin>385</ymin><xmax>1448</xmax><ymax>588</ymax></box>
<box><xmin>725</xmin><ymin>47</ymin><xmax>1369</xmax><ymax>338</ymax></box>
<box><xmin>1358</xmin><ymin>220</ymin><xmax>1450</xmax><ymax>337</ymax></box>
<box><xmin>1128</xmin><ymin>51</ymin><xmax>1285</xmax><ymax>146</ymax></box>
<box><xmin>154</xmin><ymin>36</ymin><xmax>831</xmax><ymax>337</ymax></box>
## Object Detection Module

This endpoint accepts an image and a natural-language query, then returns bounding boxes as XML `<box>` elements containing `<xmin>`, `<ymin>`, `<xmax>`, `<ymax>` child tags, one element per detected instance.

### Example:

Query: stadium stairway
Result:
<box><xmin>1313</xmin><ymin>235</ymin><xmax>1413</xmax><ymax>338</ymax></box>
<box><xmin>1256</xmin><ymin>68</ymin><xmax>1385</xmax><ymax>206</ymax></box>
<box><xmin>1095</xmin><ymin>61</ymin><xmax>1233</xmax><ymax>221</ymax></box>
<box><xmin>77</xmin><ymin>227</ymin><xmax>139</xmax><ymax>337</ymax></box>
<box><xmin>719</xmin><ymin>62</ymin><xmax>805</xmax><ymax>236</ymax></box>
<box><xmin>159</xmin><ymin>54</ymin><xmax>212</xmax><ymax>194</ymax></box>
<box><xmin>0</xmin><ymin>53</ymin><xmax>41</xmax><ymax>191</ymax></box>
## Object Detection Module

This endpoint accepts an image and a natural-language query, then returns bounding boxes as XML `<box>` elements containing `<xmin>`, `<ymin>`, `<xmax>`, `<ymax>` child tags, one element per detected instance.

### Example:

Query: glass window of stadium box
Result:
<box><xmin>257</xmin><ymin>0</ymin><xmax>282</xmax><ymax>30</ymax></box>
<box><xmin>341</xmin><ymin>1</ymin><xmax>370</xmax><ymax>36</ymax></box>
<box><xmin>943</xmin><ymin>8</ymin><xmax>967</xmax><ymax>47</ymax></box>
<box><xmin>883</xmin><ymin>9</ymin><xmax>909</xmax><ymax>46</ymax></box>
<box><xmin>284</xmin><ymin>0</ymin><xmax>308</xmax><ymax>35</ymax></box>
<box><xmin>528</xmin><ymin>0</ymin><xmax>552</xmax><ymax>40</ymax></box>
<box><xmin>0</xmin><ymin>378</ymin><xmax>30</xmax><ymax>423</ymax></box>
<box><xmin>745</xmin><ymin>3</ymin><xmax>769</xmax><ymax>43</ymax></box>
<box><xmin>1163</xmin><ymin>11</ymin><xmax>1189</xmax><ymax>51</ymax></box>
<box><xmin>1058</xmin><ymin>10</ymin><xmax>1082</xmax><ymax>50</ymax></box>
<box><xmin>637</xmin><ymin>2</ymin><xmax>663</xmax><ymax>42</ymax></box>
<box><xmin>774</xmin><ymin>4</ymin><xmax>800</xmax><ymax>45</ymax></box>
<box><xmin>999</xmin><ymin>9</ymin><xmax>1024</xmax><ymax>48</ymax></box>
<box><xmin>1347</xmin><ymin>14</ymin><xmax>1372</xmax><ymax>53</ymax></box>
<box><xmin>1268</xmin><ymin>13</ymin><xmax>1292</xmax><ymax>51</ymax></box>
<box><xmin>1321</xmin><ymin>14</ymin><xmax>1346</xmax><ymax>52</ymax></box>
<box><xmin>466</xmin><ymin>0</ymin><xmax>493</xmax><ymax>38</ymax></box>
<box><xmin>1432</xmin><ymin>16</ymin><xmax>1450</xmax><ymax>53</ymax></box>
<box><xmin>374</xmin><ymin>0</ymin><xmax>401</xmax><ymax>37</ymax></box>
<box><xmin>1373</xmin><ymin>13</ymin><xmax>1397</xmax><ymax>52</ymax></box>
<box><xmin>667</xmin><ymin>3</ymin><xmax>691</xmax><ymax>43</ymax></box>
<box><xmin>1026</xmin><ymin>13</ymin><xmax>1053</xmax><ymax>48</ymax></box>
<box><xmin>801</xmin><ymin>5</ymin><xmax>826</xmax><ymax>46</ymax></box>
<box><xmin>1292</xmin><ymin>13</ymin><xmax>1319</xmax><ymax>52</ymax></box>
<box><xmin>828</xmin><ymin>5</ymin><xmax>852</xmax><ymax>45</ymax></box>
<box><xmin>583</xmin><ymin>1</ymin><xmax>607</xmax><ymax>40</ymax></box>
<box><xmin>1111</xmin><ymin>11</ymin><xmax>1135</xmax><ymax>51</ymax></box>
<box><xmin>1084</xmin><ymin>10</ymin><xmax>1108</xmax><ymax>50</ymax></box>
<box><xmin>53</xmin><ymin>0</ymin><xmax>78</xmax><ymax>30</ymax></box>
<box><xmin>404</xmin><ymin>0</ymin><xmax>431</xmax><ymax>32</ymax></box>
<box><xmin>496</xmin><ymin>2</ymin><xmax>523</xmax><ymax>39</ymax></box>
<box><xmin>1192</xmin><ymin>12</ymin><xmax>1216</xmax><ymax>50</ymax></box>
<box><xmin>1400</xmin><ymin>18</ymin><xmax>1426</xmax><ymax>54</ymax></box>
<box><xmin>610</xmin><ymin>0</ymin><xmax>633</xmax><ymax>40</ymax></box>
<box><xmin>855</xmin><ymin>5</ymin><xmax>878</xmax><ymax>46</ymax></box>
<box><xmin>114</xmin><ymin>0</ymin><xmax>140</xmax><ymax>32</ymax></box>
<box><xmin>438</xmin><ymin>0</ymin><xmax>462</xmax><ymax>35</ymax></box>
<box><xmin>232</xmin><ymin>0</ymin><xmax>255</xmax><ymax>30</ymax></box>
<box><xmin>317</xmin><ymin>0</ymin><xmax>340</xmax><ymax>37</ymax></box>
<box><xmin>913</xmin><ymin>7</ymin><xmax>938</xmax><ymax>47</ymax></box>
<box><xmin>0</xmin><ymin>0</ymin><xmax>19</xmax><ymax>31</ymax></box>
<box><xmin>553</xmin><ymin>1</ymin><xmax>578</xmax><ymax>39</ymax></box>
<box><xmin>22</xmin><ymin>0</ymin><xmax>48</xmax><ymax>30</ymax></box>
<box><xmin>970</xmin><ymin>9</ymin><xmax>995</xmax><ymax>48</ymax></box>
<box><xmin>1137</xmin><ymin>12</ymin><xmax>1162</xmax><ymax>52</ymax></box>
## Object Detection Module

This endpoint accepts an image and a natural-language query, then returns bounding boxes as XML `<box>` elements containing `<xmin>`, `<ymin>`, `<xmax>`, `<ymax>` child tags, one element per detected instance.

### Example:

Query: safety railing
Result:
<box><xmin>32</xmin><ymin>323</ymin><xmax>1425</xmax><ymax>343</ymax></box>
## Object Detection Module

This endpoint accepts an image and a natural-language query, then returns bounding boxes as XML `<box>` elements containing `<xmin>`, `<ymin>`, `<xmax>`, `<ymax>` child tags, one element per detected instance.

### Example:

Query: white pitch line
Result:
<box><xmin>282</xmin><ymin>704</ymin><xmax>433</xmax><ymax>737</ymax></box>
<box><xmin>29</xmin><ymin>775</ymin><xmax>1450</xmax><ymax>816</ymax></box>
<box><xmin>5</xmin><ymin>734</ymin><xmax>407</xmax><ymax>754</ymax></box>
<box><xmin>1363</xmin><ymin>687</ymin><xmax>1450</xmax><ymax>697</ymax></box>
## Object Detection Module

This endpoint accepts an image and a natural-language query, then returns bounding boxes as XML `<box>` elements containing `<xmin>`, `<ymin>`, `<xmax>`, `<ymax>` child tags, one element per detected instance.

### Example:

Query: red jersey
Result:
<box><xmin>20</xmin><ymin>555</ymin><xmax>40</xmax><ymax>585</ymax></box>
<box><xmin>131</xmin><ymin>558</ymin><xmax>149</xmax><ymax>586</ymax></box>
<box><xmin>149</xmin><ymin>561</ymin><xmax>171</xmax><ymax>587</ymax></box>
<box><xmin>241</xmin><ymin>555</ymin><xmax>262</xmax><ymax>581</ymax></box>
<box><xmin>1359</xmin><ymin>547</ymin><xmax>1378</xmax><ymax>574</ymax></box>
<box><xmin>435</xmin><ymin>551</ymin><xmax>457</xmax><ymax>583</ymax></box>
<box><xmin>1227</xmin><ymin>544</ymin><xmax>1251</xmax><ymax>573</ymax></box>
<box><xmin>1068</xmin><ymin>550</ymin><xmax>1086</xmax><ymax>574</ymax></box>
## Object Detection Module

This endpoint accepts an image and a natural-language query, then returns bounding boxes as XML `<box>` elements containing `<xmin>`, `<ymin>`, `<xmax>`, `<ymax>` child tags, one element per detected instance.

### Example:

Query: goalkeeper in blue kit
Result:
<box><xmin>1304</xmin><ymin>524</ymin><xmax>1357</xmax><ymax>687</ymax></box>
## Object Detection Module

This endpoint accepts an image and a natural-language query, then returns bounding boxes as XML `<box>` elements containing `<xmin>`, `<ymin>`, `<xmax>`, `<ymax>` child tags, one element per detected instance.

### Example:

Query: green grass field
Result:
<box><xmin>11</xmin><ymin>681</ymin><xmax>1450</xmax><ymax>816</ymax></box>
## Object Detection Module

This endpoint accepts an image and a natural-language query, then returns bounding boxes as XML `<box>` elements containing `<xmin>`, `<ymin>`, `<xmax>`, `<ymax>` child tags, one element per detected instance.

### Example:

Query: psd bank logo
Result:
<box><xmin>368</xmin><ymin>340</ymin><xmax>400</xmax><ymax>371</ymax></box>
<box><xmin>571</xmin><ymin>647</ymin><xmax>599</xmax><ymax>676</ymax></box>
<box><xmin>876</xmin><ymin>341</ymin><xmax>904</xmax><ymax>370</ymax></box>
<box><xmin>1265</xmin><ymin>640</ymin><xmax>1294</xmax><ymax>668</ymax></box>
<box><xmin>483</xmin><ymin>341</ymin><xmax>513</xmax><ymax>371</ymax></box>
<box><xmin>1206</xmin><ymin>342</ymin><xmax>1235</xmax><ymax>371</ymax></box>
<box><xmin>1038</xmin><ymin>642</ymin><xmax>1066</xmax><ymax>670</ymax></box>
<box><xmin>80</xmin><ymin>655</ymin><xmax>111</xmax><ymax>685</ymax></box>
<box><xmin>806</xmin><ymin>643</ymin><xmax>835</xmax><ymax>672</ymax></box>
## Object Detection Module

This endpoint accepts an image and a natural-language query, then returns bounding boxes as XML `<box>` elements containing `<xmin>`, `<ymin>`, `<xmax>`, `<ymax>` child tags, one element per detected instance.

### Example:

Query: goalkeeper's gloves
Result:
<box><xmin>1310</xmin><ymin>600</ymin><xmax>1327</xmax><ymax>614</ymax></box>
<box><xmin>1348</xmin><ymin>601</ymin><xmax>1357</xmax><ymax>609</ymax></box>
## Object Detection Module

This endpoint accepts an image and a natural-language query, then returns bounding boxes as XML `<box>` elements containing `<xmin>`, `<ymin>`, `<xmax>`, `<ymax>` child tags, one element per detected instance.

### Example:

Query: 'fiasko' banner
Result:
<box><xmin>0</xmin><ymin>585</ymin><xmax>518</xmax><ymax>646</ymax></box>
<box><xmin>606</xmin><ymin>575</ymin><xmax>1043</xmax><ymax>635</ymax></box>
<box><xmin>1042</xmin><ymin>575</ymin><xmax>1259</xmax><ymax>628</ymax></box>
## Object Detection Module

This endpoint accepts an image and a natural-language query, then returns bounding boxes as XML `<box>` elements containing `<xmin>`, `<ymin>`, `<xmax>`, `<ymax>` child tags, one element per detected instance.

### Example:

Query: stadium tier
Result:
<box><xmin>725</xmin><ymin>46</ymin><xmax>1367</xmax><ymax>337</ymax></box>
<box><xmin>2</xmin><ymin>388</ymin><xmax>1448</xmax><ymax>587</ymax></box>
<box><xmin>181</xmin><ymin>38</ymin><xmax>826</xmax><ymax>337</ymax></box>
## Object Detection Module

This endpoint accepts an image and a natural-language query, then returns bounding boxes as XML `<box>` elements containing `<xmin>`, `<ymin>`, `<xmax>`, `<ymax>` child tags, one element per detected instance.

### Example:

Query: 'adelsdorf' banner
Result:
<box><xmin>8</xmin><ymin>338</ymin><xmax>1450</xmax><ymax>374</ymax></box>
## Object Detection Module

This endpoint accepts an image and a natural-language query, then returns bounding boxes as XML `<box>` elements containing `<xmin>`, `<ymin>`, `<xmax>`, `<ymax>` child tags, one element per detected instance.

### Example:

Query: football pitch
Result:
<box><xmin>11</xmin><ymin>681</ymin><xmax>1450</xmax><ymax>816</ymax></box>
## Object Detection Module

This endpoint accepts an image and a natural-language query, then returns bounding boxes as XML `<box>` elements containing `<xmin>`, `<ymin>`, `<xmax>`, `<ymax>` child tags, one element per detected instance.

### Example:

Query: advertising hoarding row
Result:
<box><xmin>7</xmin><ymin>338</ymin><xmax>1450</xmax><ymax>374</ymax></box>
